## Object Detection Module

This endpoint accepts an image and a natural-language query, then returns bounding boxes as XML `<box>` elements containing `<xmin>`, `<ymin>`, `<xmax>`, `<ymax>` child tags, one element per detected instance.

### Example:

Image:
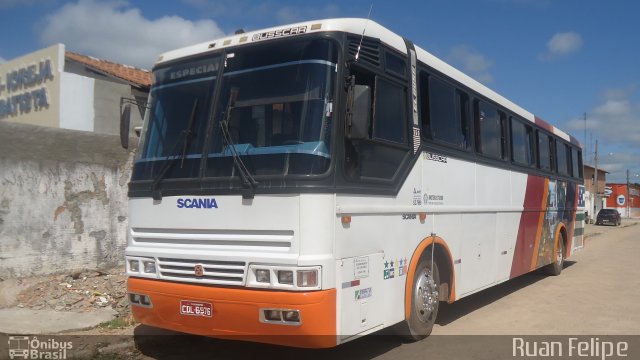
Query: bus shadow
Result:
<box><xmin>133</xmin><ymin>325</ymin><xmax>406</xmax><ymax>360</ymax></box>
<box><xmin>436</xmin><ymin>261</ymin><xmax>576</xmax><ymax>326</ymax></box>
<box><xmin>132</xmin><ymin>261</ymin><xmax>577</xmax><ymax>359</ymax></box>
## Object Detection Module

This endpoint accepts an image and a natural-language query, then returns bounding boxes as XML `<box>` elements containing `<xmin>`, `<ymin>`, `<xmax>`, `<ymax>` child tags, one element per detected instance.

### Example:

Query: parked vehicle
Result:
<box><xmin>595</xmin><ymin>209</ymin><xmax>621</xmax><ymax>226</ymax></box>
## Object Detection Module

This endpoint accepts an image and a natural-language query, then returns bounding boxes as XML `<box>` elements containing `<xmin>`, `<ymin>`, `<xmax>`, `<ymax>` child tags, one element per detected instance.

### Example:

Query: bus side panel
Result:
<box><xmin>510</xmin><ymin>176</ymin><xmax>578</xmax><ymax>279</ymax></box>
<box><xmin>562</xmin><ymin>181</ymin><xmax>579</xmax><ymax>257</ymax></box>
<box><xmin>571</xmin><ymin>184</ymin><xmax>586</xmax><ymax>253</ymax></box>
<box><xmin>335</xmin><ymin>164</ymin><xmax>427</xmax><ymax>331</ymax></box>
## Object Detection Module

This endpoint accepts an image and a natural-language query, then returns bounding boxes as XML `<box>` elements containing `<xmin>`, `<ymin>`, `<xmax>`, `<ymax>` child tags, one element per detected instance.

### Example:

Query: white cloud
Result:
<box><xmin>446</xmin><ymin>45</ymin><xmax>494</xmax><ymax>84</ymax></box>
<box><xmin>0</xmin><ymin>56</ymin><xmax>6</xmax><ymax>64</ymax></box>
<box><xmin>276</xmin><ymin>4</ymin><xmax>340</xmax><ymax>24</ymax></box>
<box><xmin>183</xmin><ymin>0</ymin><xmax>341</xmax><ymax>29</ymax></box>
<box><xmin>39</xmin><ymin>0</ymin><xmax>224</xmax><ymax>69</ymax></box>
<box><xmin>566</xmin><ymin>86</ymin><xmax>640</xmax><ymax>181</ymax></box>
<box><xmin>540</xmin><ymin>31</ymin><xmax>583</xmax><ymax>60</ymax></box>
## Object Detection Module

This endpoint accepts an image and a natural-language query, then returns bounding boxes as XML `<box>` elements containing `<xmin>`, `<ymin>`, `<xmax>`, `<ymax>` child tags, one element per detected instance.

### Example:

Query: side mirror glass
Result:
<box><xmin>120</xmin><ymin>104</ymin><xmax>131</xmax><ymax>149</ymax></box>
<box><xmin>347</xmin><ymin>85</ymin><xmax>371</xmax><ymax>140</ymax></box>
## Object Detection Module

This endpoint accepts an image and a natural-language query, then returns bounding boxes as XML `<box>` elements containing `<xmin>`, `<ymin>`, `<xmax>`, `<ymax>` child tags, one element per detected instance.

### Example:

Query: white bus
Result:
<box><xmin>121</xmin><ymin>18</ymin><xmax>585</xmax><ymax>348</ymax></box>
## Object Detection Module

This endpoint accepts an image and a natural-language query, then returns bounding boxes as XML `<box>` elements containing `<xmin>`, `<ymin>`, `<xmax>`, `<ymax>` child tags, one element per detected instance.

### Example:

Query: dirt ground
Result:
<box><xmin>0</xmin><ymin>267</ymin><xmax>131</xmax><ymax>321</ymax></box>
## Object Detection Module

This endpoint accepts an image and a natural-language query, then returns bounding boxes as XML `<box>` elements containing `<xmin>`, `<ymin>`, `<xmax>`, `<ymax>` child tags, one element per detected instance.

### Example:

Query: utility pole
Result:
<box><xmin>583</xmin><ymin>112</ymin><xmax>587</xmax><ymax>154</ymax></box>
<box><xmin>627</xmin><ymin>169</ymin><xmax>631</xmax><ymax>218</ymax></box>
<box><xmin>594</xmin><ymin>139</ymin><xmax>599</xmax><ymax>215</ymax></box>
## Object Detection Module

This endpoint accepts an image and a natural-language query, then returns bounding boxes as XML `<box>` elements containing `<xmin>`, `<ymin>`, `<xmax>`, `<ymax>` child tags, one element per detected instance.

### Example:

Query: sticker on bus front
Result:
<box><xmin>180</xmin><ymin>300</ymin><xmax>213</xmax><ymax>317</ymax></box>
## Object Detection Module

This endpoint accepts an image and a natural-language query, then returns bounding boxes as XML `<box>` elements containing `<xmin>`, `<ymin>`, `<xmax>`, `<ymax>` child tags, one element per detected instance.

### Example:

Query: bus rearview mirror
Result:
<box><xmin>347</xmin><ymin>85</ymin><xmax>371</xmax><ymax>140</ymax></box>
<box><xmin>120</xmin><ymin>104</ymin><xmax>131</xmax><ymax>149</ymax></box>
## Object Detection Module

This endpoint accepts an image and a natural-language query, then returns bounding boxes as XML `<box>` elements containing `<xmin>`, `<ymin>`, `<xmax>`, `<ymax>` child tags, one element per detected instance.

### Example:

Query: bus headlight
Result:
<box><xmin>277</xmin><ymin>270</ymin><xmax>294</xmax><ymax>285</ymax></box>
<box><xmin>126</xmin><ymin>256</ymin><xmax>158</xmax><ymax>279</ymax></box>
<box><xmin>142</xmin><ymin>260</ymin><xmax>157</xmax><ymax>274</ymax></box>
<box><xmin>296</xmin><ymin>269</ymin><xmax>318</xmax><ymax>287</ymax></box>
<box><xmin>248</xmin><ymin>265</ymin><xmax>321</xmax><ymax>290</ymax></box>
<box><xmin>256</xmin><ymin>269</ymin><xmax>271</xmax><ymax>283</ymax></box>
<box><xmin>128</xmin><ymin>259</ymin><xmax>140</xmax><ymax>272</ymax></box>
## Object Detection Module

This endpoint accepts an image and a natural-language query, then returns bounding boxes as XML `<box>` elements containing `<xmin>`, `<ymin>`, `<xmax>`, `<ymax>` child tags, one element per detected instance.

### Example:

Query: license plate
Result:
<box><xmin>180</xmin><ymin>300</ymin><xmax>212</xmax><ymax>317</ymax></box>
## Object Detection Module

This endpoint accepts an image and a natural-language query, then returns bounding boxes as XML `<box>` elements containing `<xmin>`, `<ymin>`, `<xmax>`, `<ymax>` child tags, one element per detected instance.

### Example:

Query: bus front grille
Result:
<box><xmin>157</xmin><ymin>257</ymin><xmax>246</xmax><ymax>285</ymax></box>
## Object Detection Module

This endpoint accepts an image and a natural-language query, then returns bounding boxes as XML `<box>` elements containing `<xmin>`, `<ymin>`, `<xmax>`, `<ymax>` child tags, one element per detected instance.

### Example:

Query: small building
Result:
<box><xmin>583</xmin><ymin>164</ymin><xmax>608</xmax><ymax>218</ymax></box>
<box><xmin>605</xmin><ymin>183</ymin><xmax>640</xmax><ymax>218</ymax></box>
<box><xmin>0</xmin><ymin>44</ymin><xmax>150</xmax><ymax>136</ymax></box>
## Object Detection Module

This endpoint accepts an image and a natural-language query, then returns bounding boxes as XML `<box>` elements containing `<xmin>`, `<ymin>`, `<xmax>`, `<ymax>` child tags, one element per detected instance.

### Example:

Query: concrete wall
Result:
<box><xmin>93</xmin><ymin>80</ymin><xmax>144</xmax><ymax>135</ymax></box>
<box><xmin>0</xmin><ymin>121</ymin><xmax>135</xmax><ymax>279</ymax></box>
<box><xmin>60</xmin><ymin>71</ymin><xmax>95</xmax><ymax>132</ymax></box>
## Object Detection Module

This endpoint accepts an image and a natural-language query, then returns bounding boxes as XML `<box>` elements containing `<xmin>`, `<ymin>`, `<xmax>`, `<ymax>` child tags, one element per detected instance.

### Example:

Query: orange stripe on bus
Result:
<box><xmin>530</xmin><ymin>178</ymin><xmax>549</xmax><ymax>270</ymax></box>
<box><xmin>404</xmin><ymin>235</ymin><xmax>456</xmax><ymax>320</ymax></box>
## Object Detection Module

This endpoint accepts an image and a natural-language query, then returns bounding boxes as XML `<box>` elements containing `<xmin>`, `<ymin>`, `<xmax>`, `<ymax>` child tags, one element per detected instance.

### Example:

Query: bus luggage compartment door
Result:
<box><xmin>338</xmin><ymin>253</ymin><xmax>383</xmax><ymax>340</ymax></box>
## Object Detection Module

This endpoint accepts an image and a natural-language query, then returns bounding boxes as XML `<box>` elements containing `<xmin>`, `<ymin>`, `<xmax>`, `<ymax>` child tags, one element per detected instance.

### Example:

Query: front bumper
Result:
<box><xmin>128</xmin><ymin>277</ymin><xmax>337</xmax><ymax>348</ymax></box>
<box><xmin>597</xmin><ymin>218</ymin><xmax>616</xmax><ymax>224</ymax></box>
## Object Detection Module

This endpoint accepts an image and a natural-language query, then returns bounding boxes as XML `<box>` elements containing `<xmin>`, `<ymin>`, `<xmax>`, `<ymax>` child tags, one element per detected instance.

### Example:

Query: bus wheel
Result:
<box><xmin>399</xmin><ymin>259</ymin><xmax>440</xmax><ymax>340</ymax></box>
<box><xmin>545</xmin><ymin>238</ymin><xmax>564</xmax><ymax>276</ymax></box>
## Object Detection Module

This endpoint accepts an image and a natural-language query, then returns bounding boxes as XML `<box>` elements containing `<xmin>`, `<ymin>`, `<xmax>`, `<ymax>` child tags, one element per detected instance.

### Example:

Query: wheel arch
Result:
<box><xmin>404</xmin><ymin>236</ymin><xmax>456</xmax><ymax>320</ymax></box>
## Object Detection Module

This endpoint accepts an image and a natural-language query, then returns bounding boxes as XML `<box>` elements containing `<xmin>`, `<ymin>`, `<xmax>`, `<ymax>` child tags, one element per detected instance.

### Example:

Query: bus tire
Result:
<box><xmin>544</xmin><ymin>236</ymin><xmax>564</xmax><ymax>276</ymax></box>
<box><xmin>397</xmin><ymin>258</ymin><xmax>440</xmax><ymax>340</ymax></box>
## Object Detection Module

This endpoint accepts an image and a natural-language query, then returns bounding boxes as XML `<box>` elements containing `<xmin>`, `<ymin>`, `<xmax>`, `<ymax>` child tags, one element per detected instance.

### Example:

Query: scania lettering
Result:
<box><xmin>176</xmin><ymin>198</ymin><xmax>218</xmax><ymax>209</ymax></box>
<box><xmin>123</xmin><ymin>18</ymin><xmax>584</xmax><ymax>348</ymax></box>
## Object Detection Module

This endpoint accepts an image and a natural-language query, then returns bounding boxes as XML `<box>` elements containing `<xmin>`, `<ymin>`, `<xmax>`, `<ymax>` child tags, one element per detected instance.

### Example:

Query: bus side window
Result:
<box><xmin>511</xmin><ymin>117</ymin><xmax>534</xmax><ymax>166</ymax></box>
<box><xmin>572</xmin><ymin>147</ymin><xmax>582</xmax><ymax>179</ymax></box>
<box><xmin>474</xmin><ymin>100</ymin><xmax>505</xmax><ymax>159</ymax></box>
<box><xmin>557</xmin><ymin>141</ymin><xmax>570</xmax><ymax>176</ymax></box>
<box><xmin>537</xmin><ymin>131</ymin><xmax>551</xmax><ymax>171</ymax></box>
<box><xmin>457</xmin><ymin>91</ymin><xmax>471</xmax><ymax>149</ymax></box>
<box><xmin>419</xmin><ymin>73</ymin><xmax>470</xmax><ymax>149</ymax></box>
<box><xmin>373</xmin><ymin>77</ymin><xmax>407</xmax><ymax>144</ymax></box>
<box><xmin>549</xmin><ymin>137</ymin><xmax>556</xmax><ymax>172</ymax></box>
<box><xmin>345</xmin><ymin>67</ymin><xmax>409</xmax><ymax>181</ymax></box>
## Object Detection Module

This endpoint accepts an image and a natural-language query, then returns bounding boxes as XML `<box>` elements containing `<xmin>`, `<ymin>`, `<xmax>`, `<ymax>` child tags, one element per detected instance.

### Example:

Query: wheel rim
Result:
<box><xmin>414</xmin><ymin>267</ymin><xmax>439</xmax><ymax>323</ymax></box>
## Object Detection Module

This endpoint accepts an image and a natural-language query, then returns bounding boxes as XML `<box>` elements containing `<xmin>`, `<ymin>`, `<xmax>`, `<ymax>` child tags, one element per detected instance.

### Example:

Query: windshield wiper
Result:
<box><xmin>220</xmin><ymin>89</ymin><xmax>259</xmax><ymax>199</ymax></box>
<box><xmin>180</xmin><ymin>98</ymin><xmax>199</xmax><ymax>168</ymax></box>
<box><xmin>150</xmin><ymin>98</ymin><xmax>199</xmax><ymax>200</ymax></box>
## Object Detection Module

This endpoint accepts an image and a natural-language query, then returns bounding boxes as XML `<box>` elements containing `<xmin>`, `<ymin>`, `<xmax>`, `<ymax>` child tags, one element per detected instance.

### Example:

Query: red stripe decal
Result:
<box><xmin>510</xmin><ymin>175</ymin><xmax>545</xmax><ymax>278</ymax></box>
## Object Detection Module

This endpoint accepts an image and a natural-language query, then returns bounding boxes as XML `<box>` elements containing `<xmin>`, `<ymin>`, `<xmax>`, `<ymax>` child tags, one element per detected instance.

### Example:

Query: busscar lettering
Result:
<box><xmin>176</xmin><ymin>198</ymin><xmax>219</xmax><ymax>209</ymax></box>
<box><xmin>252</xmin><ymin>26</ymin><xmax>308</xmax><ymax>41</ymax></box>
<box><xmin>424</xmin><ymin>152</ymin><xmax>448</xmax><ymax>163</ymax></box>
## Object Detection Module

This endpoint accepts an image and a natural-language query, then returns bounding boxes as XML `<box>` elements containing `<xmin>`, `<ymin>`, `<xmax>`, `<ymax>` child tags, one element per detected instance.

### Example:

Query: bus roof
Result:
<box><xmin>154</xmin><ymin>18</ymin><xmax>579</xmax><ymax>147</ymax></box>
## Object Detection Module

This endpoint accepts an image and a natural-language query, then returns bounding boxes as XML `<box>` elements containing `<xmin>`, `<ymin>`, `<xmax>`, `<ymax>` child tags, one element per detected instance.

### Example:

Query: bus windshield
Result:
<box><xmin>133</xmin><ymin>56</ymin><xmax>220</xmax><ymax>181</ymax></box>
<box><xmin>132</xmin><ymin>38</ymin><xmax>337</xmax><ymax>184</ymax></box>
<box><xmin>206</xmin><ymin>38</ymin><xmax>337</xmax><ymax>178</ymax></box>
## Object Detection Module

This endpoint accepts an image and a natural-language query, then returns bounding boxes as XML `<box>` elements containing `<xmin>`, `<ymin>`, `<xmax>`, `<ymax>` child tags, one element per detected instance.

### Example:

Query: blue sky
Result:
<box><xmin>1</xmin><ymin>0</ymin><xmax>638</xmax><ymax>183</ymax></box>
